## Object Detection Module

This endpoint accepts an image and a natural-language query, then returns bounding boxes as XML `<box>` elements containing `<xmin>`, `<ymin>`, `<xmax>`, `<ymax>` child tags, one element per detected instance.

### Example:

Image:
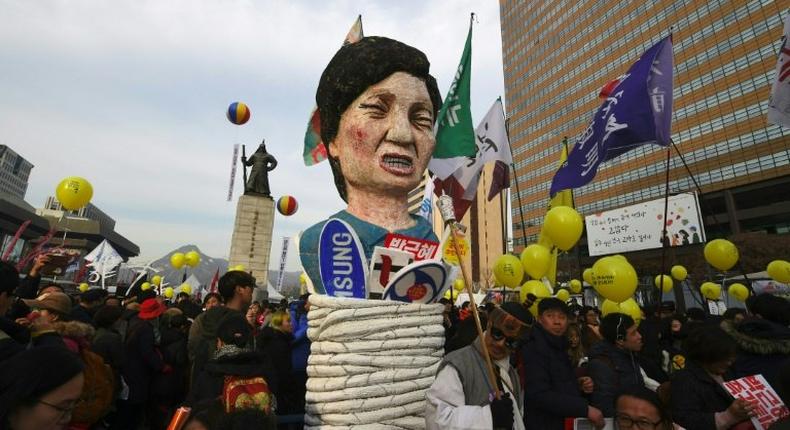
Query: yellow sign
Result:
<box><xmin>442</xmin><ymin>235</ymin><xmax>469</xmax><ymax>266</ymax></box>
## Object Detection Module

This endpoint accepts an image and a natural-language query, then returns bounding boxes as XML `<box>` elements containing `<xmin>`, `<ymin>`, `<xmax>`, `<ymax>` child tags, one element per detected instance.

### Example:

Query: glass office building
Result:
<box><xmin>500</xmin><ymin>0</ymin><xmax>790</xmax><ymax>249</ymax></box>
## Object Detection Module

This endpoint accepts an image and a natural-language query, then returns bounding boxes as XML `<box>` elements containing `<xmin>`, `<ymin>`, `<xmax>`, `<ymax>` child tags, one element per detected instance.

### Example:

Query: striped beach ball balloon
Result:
<box><xmin>277</xmin><ymin>195</ymin><xmax>298</xmax><ymax>216</ymax></box>
<box><xmin>226</xmin><ymin>102</ymin><xmax>250</xmax><ymax>125</ymax></box>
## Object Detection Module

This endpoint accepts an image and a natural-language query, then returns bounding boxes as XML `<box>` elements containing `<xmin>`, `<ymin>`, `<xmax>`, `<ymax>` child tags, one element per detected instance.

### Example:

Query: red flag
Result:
<box><xmin>209</xmin><ymin>267</ymin><xmax>220</xmax><ymax>293</ymax></box>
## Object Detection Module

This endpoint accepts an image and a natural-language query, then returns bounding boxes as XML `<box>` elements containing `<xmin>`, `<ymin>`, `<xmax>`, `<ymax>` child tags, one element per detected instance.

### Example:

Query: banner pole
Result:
<box><xmin>658</xmin><ymin>147</ymin><xmax>672</xmax><ymax>307</ymax></box>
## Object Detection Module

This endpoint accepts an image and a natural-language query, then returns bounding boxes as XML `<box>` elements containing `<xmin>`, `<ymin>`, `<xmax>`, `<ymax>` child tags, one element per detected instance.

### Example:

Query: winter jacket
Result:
<box><xmin>670</xmin><ymin>361</ymin><xmax>734</xmax><ymax>430</ymax></box>
<box><xmin>721</xmin><ymin>318</ymin><xmax>790</xmax><ymax>396</ymax></box>
<box><xmin>0</xmin><ymin>317</ymin><xmax>29</xmax><ymax>362</ymax></box>
<box><xmin>522</xmin><ymin>323</ymin><xmax>589</xmax><ymax>430</ymax></box>
<box><xmin>188</xmin><ymin>306</ymin><xmax>242</xmax><ymax>382</ymax></box>
<box><xmin>187</xmin><ymin>346</ymin><xmax>278</xmax><ymax>407</ymax></box>
<box><xmin>71</xmin><ymin>304</ymin><xmax>95</xmax><ymax>325</ymax></box>
<box><xmin>92</xmin><ymin>327</ymin><xmax>125</xmax><ymax>372</ymax></box>
<box><xmin>257</xmin><ymin>326</ymin><xmax>296</xmax><ymax>413</ymax></box>
<box><xmin>289</xmin><ymin>306</ymin><xmax>310</xmax><ymax>372</ymax></box>
<box><xmin>151</xmin><ymin>326</ymin><xmax>189</xmax><ymax>407</ymax></box>
<box><xmin>587</xmin><ymin>341</ymin><xmax>645</xmax><ymax>416</ymax></box>
<box><xmin>123</xmin><ymin>319</ymin><xmax>164</xmax><ymax>403</ymax></box>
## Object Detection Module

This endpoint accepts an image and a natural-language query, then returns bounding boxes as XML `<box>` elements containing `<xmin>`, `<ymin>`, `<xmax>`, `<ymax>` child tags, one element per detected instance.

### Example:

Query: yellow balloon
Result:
<box><xmin>453</xmin><ymin>278</ymin><xmax>466</xmax><ymax>292</ymax></box>
<box><xmin>612</xmin><ymin>254</ymin><xmax>628</xmax><ymax>262</ymax></box>
<box><xmin>521</xmin><ymin>280</ymin><xmax>551</xmax><ymax>316</ymax></box>
<box><xmin>520</xmin><ymin>244</ymin><xmax>551</xmax><ymax>279</ymax></box>
<box><xmin>55</xmin><ymin>176</ymin><xmax>93</xmax><ymax>211</ymax></box>
<box><xmin>170</xmin><ymin>252</ymin><xmax>186</xmax><ymax>269</ymax></box>
<box><xmin>700</xmin><ymin>282</ymin><xmax>722</xmax><ymax>300</ymax></box>
<box><xmin>493</xmin><ymin>254</ymin><xmax>524</xmax><ymax>288</ymax></box>
<box><xmin>729</xmin><ymin>283</ymin><xmax>750</xmax><ymax>302</ymax></box>
<box><xmin>180</xmin><ymin>283</ymin><xmax>192</xmax><ymax>295</ymax></box>
<box><xmin>164</xmin><ymin>287</ymin><xmax>174</xmax><ymax>299</ymax></box>
<box><xmin>185</xmin><ymin>250</ymin><xmax>201</xmax><ymax>268</ymax></box>
<box><xmin>151</xmin><ymin>275</ymin><xmax>162</xmax><ymax>286</ymax></box>
<box><xmin>556</xmin><ymin>289</ymin><xmax>570</xmax><ymax>302</ymax></box>
<box><xmin>671</xmin><ymin>265</ymin><xmax>687</xmax><ymax>281</ymax></box>
<box><xmin>299</xmin><ymin>273</ymin><xmax>308</xmax><ymax>284</ymax></box>
<box><xmin>141</xmin><ymin>282</ymin><xmax>152</xmax><ymax>291</ymax></box>
<box><xmin>583</xmin><ymin>268</ymin><xmax>594</xmax><ymax>285</ymax></box>
<box><xmin>767</xmin><ymin>260</ymin><xmax>790</xmax><ymax>284</ymax></box>
<box><xmin>592</xmin><ymin>257</ymin><xmax>638</xmax><ymax>303</ymax></box>
<box><xmin>543</xmin><ymin>207</ymin><xmax>584</xmax><ymax>251</ymax></box>
<box><xmin>654</xmin><ymin>274</ymin><xmax>673</xmax><ymax>293</ymax></box>
<box><xmin>569</xmin><ymin>279</ymin><xmax>582</xmax><ymax>294</ymax></box>
<box><xmin>601</xmin><ymin>298</ymin><xmax>641</xmax><ymax>324</ymax></box>
<box><xmin>443</xmin><ymin>289</ymin><xmax>453</xmax><ymax>300</ymax></box>
<box><xmin>704</xmin><ymin>239</ymin><xmax>739</xmax><ymax>271</ymax></box>
<box><xmin>229</xmin><ymin>264</ymin><xmax>246</xmax><ymax>272</ymax></box>
<box><xmin>78</xmin><ymin>283</ymin><xmax>89</xmax><ymax>293</ymax></box>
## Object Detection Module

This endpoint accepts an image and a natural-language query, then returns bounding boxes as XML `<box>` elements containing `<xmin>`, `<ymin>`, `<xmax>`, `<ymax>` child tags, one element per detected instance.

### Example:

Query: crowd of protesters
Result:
<box><xmin>0</xmin><ymin>255</ymin><xmax>310</xmax><ymax>429</ymax></box>
<box><xmin>3</xmin><ymin>253</ymin><xmax>790</xmax><ymax>429</ymax></box>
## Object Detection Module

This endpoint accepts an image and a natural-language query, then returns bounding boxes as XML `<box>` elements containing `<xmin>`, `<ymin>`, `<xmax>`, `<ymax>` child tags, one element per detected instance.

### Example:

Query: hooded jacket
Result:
<box><xmin>721</xmin><ymin>318</ymin><xmax>790</xmax><ymax>398</ymax></box>
<box><xmin>522</xmin><ymin>323</ymin><xmax>589</xmax><ymax>430</ymax></box>
<box><xmin>587</xmin><ymin>340</ymin><xmax>644</xmax><ymax>416</ymax></box>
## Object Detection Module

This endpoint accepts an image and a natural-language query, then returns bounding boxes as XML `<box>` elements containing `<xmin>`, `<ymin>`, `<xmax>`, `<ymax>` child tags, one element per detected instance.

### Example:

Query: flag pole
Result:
<box><xmin>505</xmin><ymin>118</ymin><xmax>528</xmax><ymax>250</ymax></box>
<box><xmin>657</xmin><ymin>147</ymin><xmax>672</xmax><ymax>307</ymax></box>
<box><xmin>564</xmin><ymin>136</ymin><xmax>585</xmax><ymax>294</ymax></box>
<box><xmin>438</xmin><ymin>194</ymin><xmax>501</xmax><ymax>401</ymax></box>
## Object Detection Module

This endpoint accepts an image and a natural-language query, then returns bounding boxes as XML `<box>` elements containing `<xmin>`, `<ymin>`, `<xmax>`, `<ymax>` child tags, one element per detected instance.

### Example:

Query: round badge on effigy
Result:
<box><xmin>381</xmin><ymin>260</ymin><xmax>449</xmax><ymax>304</ymax></box>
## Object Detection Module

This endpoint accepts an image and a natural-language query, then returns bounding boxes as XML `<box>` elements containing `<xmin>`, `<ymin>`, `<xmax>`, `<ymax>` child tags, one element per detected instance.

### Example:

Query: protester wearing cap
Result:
<box><xmin>118</xmin><ymin>297</ymin><xmax>167</xmax><ymax>429</ymax></box>
<box><xmin>71</xmin><ymin>288</ymin><xmax>105</xmax><ymax>324</ymax></box>
<box><xmin>522</xmin><ymin>298</ymin><xmax>604</xmax><ymax>430</ymax></box>
<box><xmin>425</xmin><ymin>302</ymin><xmax>531</xmax><ymax>430</ymax></box>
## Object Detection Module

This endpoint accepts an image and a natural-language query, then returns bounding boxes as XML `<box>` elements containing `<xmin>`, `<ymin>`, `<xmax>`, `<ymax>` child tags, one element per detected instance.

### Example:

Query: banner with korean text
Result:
<box><xmin>585</xmin><ymin>192</ymin><xmax>705</xmax><ymax>256</ymax></box>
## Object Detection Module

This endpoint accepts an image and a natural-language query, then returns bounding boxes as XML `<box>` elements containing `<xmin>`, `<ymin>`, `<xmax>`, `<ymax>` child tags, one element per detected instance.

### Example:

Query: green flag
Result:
<box><xmin>433</xmin><ymin>17</ymin><xmax>476</xmax><ymax>159</ymax></box>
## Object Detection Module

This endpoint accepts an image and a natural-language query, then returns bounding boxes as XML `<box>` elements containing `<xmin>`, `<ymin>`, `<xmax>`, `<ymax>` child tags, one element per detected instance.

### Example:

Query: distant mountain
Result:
<box><xmin>149</xmin><ymin>245</ymin><xmax>228</xmax><ymax>288</ymax></box>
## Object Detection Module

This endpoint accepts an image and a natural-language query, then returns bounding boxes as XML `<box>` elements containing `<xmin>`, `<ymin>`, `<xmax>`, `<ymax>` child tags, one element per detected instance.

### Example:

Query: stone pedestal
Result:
<box><xmin>228</xmin><ymin>195</ymin><xmax>275</xmax><ymax>297</ymax></box>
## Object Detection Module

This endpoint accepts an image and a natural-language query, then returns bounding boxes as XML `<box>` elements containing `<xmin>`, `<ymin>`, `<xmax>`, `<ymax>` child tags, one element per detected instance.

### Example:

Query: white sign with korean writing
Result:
<box><xmin>723</xmin><ymin>374</ymin><xmax>790</xmax><ymax>429</ymax></box>
<box><xmin>585</xmin><ymin>192</ymin><xmax>706</xmax><ymax>256</ymax></box>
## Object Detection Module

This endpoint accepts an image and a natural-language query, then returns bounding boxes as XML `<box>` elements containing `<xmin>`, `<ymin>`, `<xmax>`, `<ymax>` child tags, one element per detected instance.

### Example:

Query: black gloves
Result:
<box><xmin>490</xmin><ymin>393</ymin><xmax>513</xmax><ymax>429</ymax></box>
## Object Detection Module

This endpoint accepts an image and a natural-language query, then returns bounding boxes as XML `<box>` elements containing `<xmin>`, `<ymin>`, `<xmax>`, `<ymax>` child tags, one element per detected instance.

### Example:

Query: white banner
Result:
<box><xmin>227</xmin><ymin>144</ymin><xmax>240</xmax><ymax>201</ymax></box>
<box><xmin>767</xmin><ymin>13</ymin><xmax>790</xmax><ymax>128</ymax></box>
<box><xmin>276</xmin><ymin>236</ymin><xmax>289</xmax><ymax>291</ymax></box>
<box><xmin>585</xmin><ymin>192</ymin><xmax>706</xmax><ymax>256</ymax></box>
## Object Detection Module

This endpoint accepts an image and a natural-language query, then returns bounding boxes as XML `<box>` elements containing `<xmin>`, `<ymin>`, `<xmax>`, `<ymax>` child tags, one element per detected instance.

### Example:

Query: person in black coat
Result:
<box><xmin>116</xmin><ymin>298</ymin><xmax>167</xmax><ymax>430</ymax></box>
<box><xmin>256</xmin><ymin>310</ymin><xmax>296</xmax><ymax>414</ymax></box>
<box><xmin>150</xmin><ymin>309</ymin><xmax>191</xmax><ymax>429</ymax></box>
<box><xmin>189</xmin><ymin>313</ymin><xmax>278</xmax><ymax>411</ymax></box>
<box><xmin>522</xmin><ymin>298</ymin><xmax>604</xmax><ymax>430</ymax></box>
<box><xmin>587</xmin><ymin>313</ymin><xmax>645</xmax><ymax>417</ymax></box>
<box><xmin>670</xmin><ymin>326</ymin><xmax>756</xmax><ymax>430</ymax></box>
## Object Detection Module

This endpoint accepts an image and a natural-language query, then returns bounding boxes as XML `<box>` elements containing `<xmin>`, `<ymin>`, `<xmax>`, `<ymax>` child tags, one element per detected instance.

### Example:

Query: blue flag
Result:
<box><xmin>550</xmin><ymin>36</ymin><xmax>673</xmax><ymax>196</ymax></box>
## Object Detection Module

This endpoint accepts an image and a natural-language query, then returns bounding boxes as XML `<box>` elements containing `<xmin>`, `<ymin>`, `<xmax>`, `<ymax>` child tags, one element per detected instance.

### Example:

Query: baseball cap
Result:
<box><xmin>23</xmin><ymin>292</ymin><xmax>72</xmax><ymax>315</ymax></box>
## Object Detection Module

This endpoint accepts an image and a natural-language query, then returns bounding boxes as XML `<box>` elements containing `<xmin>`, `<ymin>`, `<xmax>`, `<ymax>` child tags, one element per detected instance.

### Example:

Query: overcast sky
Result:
<box><xmin>0</xmin><ymin>0</ymin><xmax>505</xmax><ymax>270</ymax></box>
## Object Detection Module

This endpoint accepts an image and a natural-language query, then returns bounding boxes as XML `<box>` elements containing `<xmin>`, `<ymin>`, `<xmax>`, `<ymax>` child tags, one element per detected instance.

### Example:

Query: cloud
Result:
<box><xmin>0</xmin><ymin>0</ymin><xmax>504</xmax><ymax>269</ymax></box>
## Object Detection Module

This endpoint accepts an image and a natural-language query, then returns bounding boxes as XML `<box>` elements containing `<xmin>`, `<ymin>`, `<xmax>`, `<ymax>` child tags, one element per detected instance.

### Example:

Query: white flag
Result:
<box><xmin>768</xmin><ymin>13</ymin><xmax>790</xmax><ymax>128</ymax></box>
<box><xmin>417</xmin><ymin>179</ymin><xmax>434</xmax><ymax>221</ymax></box>
<box><xmin>84</xmin><ymin>239</ymin><xmax>123</xmax><ymax>278</ymax></box>
<box><xmin>452</xmin><ymin>98</ymin><xmax>511</xmax><ymax>200</ymax></box>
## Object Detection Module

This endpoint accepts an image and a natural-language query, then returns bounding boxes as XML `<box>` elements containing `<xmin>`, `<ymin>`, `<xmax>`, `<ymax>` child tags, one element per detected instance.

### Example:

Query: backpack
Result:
<box><xmin>71</xmin><ymin>348</ymin><xmax>115</xmax><ymax>425</ymax></box>
<box><xmin>222</xmin><ymin>374</ymin><xmax>275</xmax><ymax>414</ymax></box>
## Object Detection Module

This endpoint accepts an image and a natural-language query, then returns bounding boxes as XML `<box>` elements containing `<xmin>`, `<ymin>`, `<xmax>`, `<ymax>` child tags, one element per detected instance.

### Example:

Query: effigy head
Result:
<box><xmin>316</xmin><ymin>36</ymin><xmax>442</xmax><ymax>202</ymax></box>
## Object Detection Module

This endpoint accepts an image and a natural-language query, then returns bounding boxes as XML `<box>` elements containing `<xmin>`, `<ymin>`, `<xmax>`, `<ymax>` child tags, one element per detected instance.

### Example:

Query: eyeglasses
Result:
<box><xmin>615</xmin><ymin>413</ymin><xmax>662</xmax><ymax>430</ymax></box>
<box><xmin>38</xmin><ymin>399</ymin><xmax>82</xmax><ymax>423</ymax></box>
<box><xmin>490</xmin><ymin>326</ymin><xmax>521</xmax><ymax>350</ymax></box>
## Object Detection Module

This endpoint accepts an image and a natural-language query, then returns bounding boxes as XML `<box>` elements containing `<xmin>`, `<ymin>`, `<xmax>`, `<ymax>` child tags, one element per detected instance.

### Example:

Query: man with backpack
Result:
<box><xmin>587</xmin><ymin>313</ymin><xmax>645</xmax><ymax>417</ymax></box>
<box><xmin>188</xmin><ymin>270</ymin><xmax>255</xmax><ymax>383</ymax></box>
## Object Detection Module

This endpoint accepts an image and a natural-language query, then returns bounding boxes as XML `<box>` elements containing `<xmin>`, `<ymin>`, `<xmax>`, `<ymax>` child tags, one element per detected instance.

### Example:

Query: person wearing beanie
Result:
<box><xmin>0</xmin><ymin>346</ymin><xmax>84</xmax><ymax>429</ymax></box>
<box><xmin>425</xmin><ymin>302</ymin><xmax>531</xmax><ymax>429</ymax></box>
<box><xmin>522</xmin><ymin>298</ymin><xmax>604</xmax><ymax>429</ymax></box>
<box><xmin>298</xmin><ymin>36</ymin><xmax>443</xmax><ymax>293</ymax></box>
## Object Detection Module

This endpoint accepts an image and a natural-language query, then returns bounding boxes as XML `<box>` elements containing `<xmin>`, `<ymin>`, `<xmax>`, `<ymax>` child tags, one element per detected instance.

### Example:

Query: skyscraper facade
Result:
<box><xmin>501</xmin><ymin>0</ymin><xmax>790</xmax><ymax>250</ymax></box>
<box><xmin>0</xmin><ymin>145</ymin><xmax>33</xmax><ymax>200</ymax></box>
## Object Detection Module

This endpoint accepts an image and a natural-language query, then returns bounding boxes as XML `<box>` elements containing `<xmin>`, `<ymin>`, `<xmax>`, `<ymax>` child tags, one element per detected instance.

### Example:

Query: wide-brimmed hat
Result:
<box><xmin>23</xmin><ymin>292</ymin><xmax>71</xmax><ymax>315</ymax></box>
<box><xmin>138</xmin><ymin>298</ymin><xmax>167</xmax><ymax>320</ymax></box>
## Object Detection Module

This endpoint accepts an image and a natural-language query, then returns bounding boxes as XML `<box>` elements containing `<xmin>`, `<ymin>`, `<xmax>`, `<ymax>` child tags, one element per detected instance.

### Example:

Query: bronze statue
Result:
<box><xmin>242</xmin><ymin>141</ymin><xmax>277</xmax><ymax>197</ymax></box>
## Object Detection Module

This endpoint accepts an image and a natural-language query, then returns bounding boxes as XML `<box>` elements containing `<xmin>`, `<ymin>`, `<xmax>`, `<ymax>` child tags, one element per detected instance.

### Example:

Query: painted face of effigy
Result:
<box><xmin>328</xmin><ymin>71</ymin><xmax>435</xmax><ymax>200</ymax></box>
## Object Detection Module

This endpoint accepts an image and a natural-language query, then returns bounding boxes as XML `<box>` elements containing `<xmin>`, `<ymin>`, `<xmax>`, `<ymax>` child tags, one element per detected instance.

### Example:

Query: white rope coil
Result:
<box><xmin>304</xmin><ymin>295</ymin><xmax>444</xmax><ymax>429</ymax></box>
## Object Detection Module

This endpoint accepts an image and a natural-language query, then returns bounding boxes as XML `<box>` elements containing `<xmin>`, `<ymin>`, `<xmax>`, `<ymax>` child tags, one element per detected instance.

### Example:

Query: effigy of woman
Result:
<box><xmin>298</xmin><ymin>36</ymin><xmax>459</xmax><ymax>428</ymax></box>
